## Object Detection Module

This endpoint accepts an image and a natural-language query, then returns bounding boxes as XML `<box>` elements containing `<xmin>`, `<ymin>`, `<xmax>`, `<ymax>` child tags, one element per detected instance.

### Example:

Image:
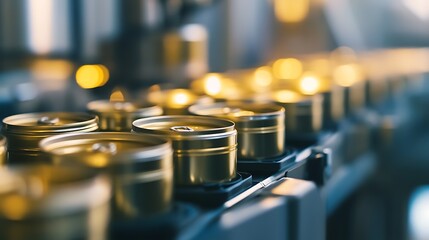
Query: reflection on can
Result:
<box><xmin>0</xmin><ymin>136</ymin><xmax>5</xmax><ymax>165</ymax></box>
<box><xmin>2</xmin><ymin>112</ymin><xmax>98</xmax><ymax>164</ymax></box>
<box><xmin>189</xmin><ymin>102</ymin><xmax>285</xmax><ymax>159</ymax></box>
<box><xmin>87</xmin><ymin>100</ymin><xmax>163</xmax><ymax>131</ymax></box>
<box><xmin>0</xmin><ymin>165</ymin><xmax>111</xmax><ymax>240</ymax></box>
<box><xmin>271</xmin><ymin>90</ymin><xmax>323</xmax><ymax>135</ymax></box>
<box><xmin>132</xmin><ymin>116</ymin><xmax>237</xmax><ymax>186</ymax></box>
<box><xmin>40</xmin><ymin>132</ymin><xmax>173</xmax><ymax>219</ymax></box>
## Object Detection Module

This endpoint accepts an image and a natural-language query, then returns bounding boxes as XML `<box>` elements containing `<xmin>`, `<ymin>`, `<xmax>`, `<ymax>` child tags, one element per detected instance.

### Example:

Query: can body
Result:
<box><xmin>272</xmin><ymin>93</ymin><xmax>323</xmax><ymax>136</ymax></box>
<box><xmin>0</xmin><ymin>166</ymin><xmax>111</xmax><ymax>240</ymax></box>
<box><xmin>40</xmin><ymin>132</ymin><xmax>173</xmax><ymax>219</ymax></box>
<box><xmin>189</xmin><ymin>102</ymin><xmax>285</xmax><ymax>159</ymax></box>
<box><xmin>132</xmin><ymin>115</ymin><xmax>237</xmax><ymax>186</ymax></box>
<box><xmin>87</xmin><ymin>100</ymin><xmax>163</xmax><ymax>131</ymax></box>
<box><xmin>0</xmin><ymin>135</ymin><xmax>5</xmax><ymax>165</ymax></box>
<box><xmin>2</xmin><ymin>112</ymin><xmax>98</xmax><ymax>164</ymax></box>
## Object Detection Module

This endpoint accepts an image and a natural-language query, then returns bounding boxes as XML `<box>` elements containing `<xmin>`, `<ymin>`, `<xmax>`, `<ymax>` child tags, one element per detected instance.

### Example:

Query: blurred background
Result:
<box><xmin>1</xmin><ymin>0</ymin><xmax>429</xmax><ymax>239</ymax></box>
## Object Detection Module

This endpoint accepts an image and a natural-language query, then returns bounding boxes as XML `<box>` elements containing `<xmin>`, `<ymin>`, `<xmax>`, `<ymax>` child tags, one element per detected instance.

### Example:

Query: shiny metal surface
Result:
<box><xmin>271</xmin><ymin>91</ymin><xmax>323</xmax><ymax>135</ymax></box>
<box><xmin>189</xmin><ymin>102</ymin><xmax>285</xmax><ymax>159</ymax></box>
<box><xmin>40</xmin><ymin>132</ymin><xmax>173</xmax><ymax>219</ymax></box>
<box><xmin>132</xmin><ymin>115</ymin><xmax>237</xmax><ymax>186</ymax></box>
<box><xmin>0</xmin><ymin>135</ymin><xmax>5</xmax><ymax>165</ymax></box>
<box><xmin>87</xmin><ymin>100</ymin><xmax>163</xmax><ymax>131</ymax></box>
<box><xmin>2</xmin><ymin>112</ymin><xmax>98</xmax><ymax>164</ymax></box>
<box><xmin>0</xmin><ymin>165</ymin><xmax>111</xmax><ymax>240</ymax></box>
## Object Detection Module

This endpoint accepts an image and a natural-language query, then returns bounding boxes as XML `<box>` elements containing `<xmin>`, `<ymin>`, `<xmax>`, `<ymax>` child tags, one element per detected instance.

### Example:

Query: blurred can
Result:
<box><xmin>87</xmin><ymin>100</ymin><xmax>163</xmax><ymax>131</ymax></box>
<box><xmin>146</xmin><ymin>88</ymin><xmax>213</xmax><ymax>115</ymax></box>
<box><xmin>270</xmin><ymin>90</ymin><xmax>323</xmax><ymax>136</ymax></box>
<box><xmin>0</xmin><ymin>135</ymin><xmax>5</xmax><ymax>165</ymax></box>
<box><xmin>189</xmin><ymin>102</ymin><xmax>285</xmax><ymax>159</ymax></box>
<box><xmin>132</xmin><ymin>116</ymin><xmax>237</xmax><ymax>186</ymax></box>
<box><xmin>2</xmin><ymin>112</ymin><xmax>98</xmax><ymax>164</ymax></box>
<box><xmin>0</xmin><ymin>165</ymin><xmax>111</xmax><ymax>240</ymax></box>
<box><xmin>40</xmin><ymin>132</ymin><xmax>173</xmax><ymax>219</ymax></box>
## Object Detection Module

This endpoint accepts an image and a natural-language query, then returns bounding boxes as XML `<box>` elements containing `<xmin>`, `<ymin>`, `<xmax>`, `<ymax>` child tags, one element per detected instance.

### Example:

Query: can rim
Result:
<box><xmin>189</xmin><ymin>102</ymin><xmax>285</xmax><ymax>121</ymax></box>
<box><xmin>2</xmin><ymin>112</ymin><xmax>98</xmax><ymax>134</ymax></box>
<box><xmin>40</xmin><ymin>132</ymin><xmax>172</xmax><ymax>165</ymax></box>
<box><xmin>132</xmin><ymin>115</ymin><xmax>236</xmax><ymax>137</ymax></box>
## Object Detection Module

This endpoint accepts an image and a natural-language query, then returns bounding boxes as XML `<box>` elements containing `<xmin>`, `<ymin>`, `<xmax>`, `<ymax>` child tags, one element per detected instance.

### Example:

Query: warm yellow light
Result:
<box><xmin>0</xmin><ymin>195</ymin><xmax>29</xmax><ymax>220</ymax></box>
<box><xmin>204</xmin><ymin>74</ymin><xmax>222</xmax><ymax>96</ymax></box>
<box><xmin>274</xmin><ymin>0</ymin><xmax>310</xmax><ymax>23</ymax></box>
<box><xmin>299</xmin><ymin>73</ymin><xmax>320</xmax><ymax>95</ymax></box>
<box><xmin>110</xmin><ymin>89</ymin><xmax>126</xmax><ymax>102</ymax></box>
<box><xmin>31</xmin><ymin>59</ymin><xmax>73</xmax><ymax>80</ymax></box>
<box><xmin>254</xmin><ymin>66</ymin><xmax>273</xmax><ymax>88</ymax></box>
<box><xmin>166</xmin><ymin>89</ymin><xmax>195</xmax><ymax>107</ymax></box>
<box><xmin>76</xmin><ymin>65</ymin><xmax>109</xmax><ymax>89</ymax></box>
<box><xmin>273</xmin><ymin>58</ymin><xmax>303</xmax><ymax>80</ymax></box>
<box><xmin>333</xmin><ymin>64</ymin><xmax>363</xmax><ymax>87</ymax></box>
<box><xmin>274</xmin><ymin>90</ymin><xmax>303</xmax><ymax>103</ymax></box>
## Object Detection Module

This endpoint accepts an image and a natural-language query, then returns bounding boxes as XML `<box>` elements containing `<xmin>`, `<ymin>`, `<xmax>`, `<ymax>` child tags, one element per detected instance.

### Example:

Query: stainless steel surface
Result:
<box><xmin>87</xmin><ymin>100</ymin><xmax>163</xmax><ymax>131</ymax></box>
<box><xmin>2</xmin><ymin>112</ymin><xmax>98</xmax><ymax>164</ymax></box>
<box><xmin>40</xmin><ymin>132</ymin><xmax>173</xmax><ymax>219</ymax></box>
<box><xmin>0</xmin><ymin>165</ymin><xmax>111</xmax><ymax>240</ymax></box>
<box><xmin>132</xmin><ymin>115</ymin><xmax>237</xmax><ymax>185</ymax></box>
<box><xmin>189</xmin><ymin>102</ymin><xmax>285</xmax><ymax>159</ymax></box>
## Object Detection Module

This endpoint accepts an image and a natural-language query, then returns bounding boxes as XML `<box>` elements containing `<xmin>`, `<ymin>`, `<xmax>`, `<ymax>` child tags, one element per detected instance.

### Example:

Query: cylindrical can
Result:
<box><xmin>270</xmin><ymin>90</ymin><xmax>323</xmax><ymax>135</ymax></box>
<box><xmin>146</xmin><ymin>88</ymin><xmax>213</xmax><ymax>115</ymax></box>
<box><xmin>0</xmin><ymin>135</ymin><xmax>5</xmax><ymax>165</ymax></box>
<box><xmin>132</xmin><ymin>116</ymin><xmax>237</xmax><ymax>186</ymax></box>
<box><xmin>189</xmin><ymin>102</ymin><xmax>285</xmax><ymax>160</ymax></box>
<box><xmin>2</xmin><ymin>112</ymin><xmax>98</xmax><ymax>164</ymax></box>
<box><xmin>40</xmin><ymin>132</ymin><xmax>173</xmax><ymax>219</ymax></box>
<box><xmin>87</xmin><ymin>100</ymin><xmax>163</xmax><ymax>131</ymax></box>
<box><xmin>0</xmin><ymin>165</ymin><xmax>111</xmax><ymax>240</ymax></box>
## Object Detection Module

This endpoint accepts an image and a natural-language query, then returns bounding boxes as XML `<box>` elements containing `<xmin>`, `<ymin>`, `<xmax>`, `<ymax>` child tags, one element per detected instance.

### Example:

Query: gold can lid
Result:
<box><xmin>189</xmin><ymin>102</ymin><xmax>284</xmax><ymax>120</ymax></box>
<box><xmin>87</xmin><ymin>100</ymin><xmax>163</xmax><ymax>117</ymax></box>
<box><xmin>132</xmin><ymin>115</ymin><xmax>235</xmax><ymax>139</ymax></box>
<box><xmin>40</xmin><ymin>132</ymin><xmax>172</xmax><ymax>170</ymax></box>
<box><xmin>2</xmin><ymin>112</ymin><xmax>98</xmax><ymax>134</ymax></box>
<box><xmin>0</xmin><ymin>165</ymin><xmax>110</xmax><ymax>219</ymax></box>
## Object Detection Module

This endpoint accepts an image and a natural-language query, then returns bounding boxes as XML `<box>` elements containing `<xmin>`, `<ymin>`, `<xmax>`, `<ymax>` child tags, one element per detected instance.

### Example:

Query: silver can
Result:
<box><xmin>2</xmin><ymin>112</ymin><xmax>98</xmax><ymax>164</ymax></box>
<box><xmin>189</xmin><ymin>102</ymin><xmax>285</xmax><ymax>159</ymax></box>
<box><xmin>0</xmin><ymin>165</ymin><xmax>111</xmax><ymax>240</ymax></box>
<box><xmin>40</xmin><ymin>132</ymin><xmax>173</xmax><ymax>219</ymax></box>
<box><xmin>132</xmin><ymin>116</ymin><xmax>237</xmax><ymax>186</ymax></box>
<box><xmin>87</xmin><ymin>100</ymin><xmax>163</xmax><ymax>131</ymax></box>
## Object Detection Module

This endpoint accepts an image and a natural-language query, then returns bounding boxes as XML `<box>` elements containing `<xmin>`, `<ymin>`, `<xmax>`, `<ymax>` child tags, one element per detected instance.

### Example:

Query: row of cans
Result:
<box><xmin>0</xmin><ymin>90</ymin><xmax>326</xmax><ymax>239</ymax></box>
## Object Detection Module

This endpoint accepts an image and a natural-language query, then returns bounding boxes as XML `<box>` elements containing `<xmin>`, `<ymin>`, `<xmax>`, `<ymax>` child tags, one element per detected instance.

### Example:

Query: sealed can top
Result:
<box><xmin>87</xmin><ymin>100</ymin><xmax>163</xmax><ymax>116</ymax></box>
<box><xmin>132</xmin><ymin>115</ymin><xmax>235</xmax><ymax>139</ymax></box>
<box><xmin>40</xmin><ymin>132</ymin><xmax>172</xmax><ymax>170</ymax></box>
<box><xmin>189</xmin><ymin>102</ymin><xmax>284</xmax><ymax>121</ymax></box>
<box><xmin>2</xmin><ymin>112</ymin><xmax>98</xmax><ymax>134</ymax></box>
<box><xmin>0</xmin><ymin>165</ymin><xmax>110</xmax><ymax>219</ymax></box>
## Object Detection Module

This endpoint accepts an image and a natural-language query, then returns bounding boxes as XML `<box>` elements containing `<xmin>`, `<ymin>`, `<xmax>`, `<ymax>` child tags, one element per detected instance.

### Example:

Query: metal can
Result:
<box><xmin>0</xmin><ymin>135</ymin><xmax>5</xmax><ymax>165</ymax></box>
<box><xmin>270</xmin><ymin>90</ymin><xmax>323</xmax><ymax>135</ymax></box>
<box><xmin>40</xmin><ymin>132</ymin><xmax>173</xmax><ymax>219</ymax></box>
<box><xmin>2</xmin><ymin>112</ymin><xmax>98</xmax><ymax>164</ymax></box>
<box><xmin>0</xmin><ymin>165</ymin><xmax>111</xmax><ymax>240</ymax></box>
<box><xmin>189</xmin><ymin>102</ymin><xmax>285</xmax><ymax>160</ymax></box>
<box><xmin>146</xmin><ymin>88</ymin><xmax>213</xmax><ymax>115</ymax></box>
<box><xmin>132</xmin><ymin>116</ymin><xmax>237</xmax><ymax>186</ymax></box>
<box><xmin>87</xmin><ymin>100</ymin><xmax>163</xmax><ymax>131</ymax></box>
